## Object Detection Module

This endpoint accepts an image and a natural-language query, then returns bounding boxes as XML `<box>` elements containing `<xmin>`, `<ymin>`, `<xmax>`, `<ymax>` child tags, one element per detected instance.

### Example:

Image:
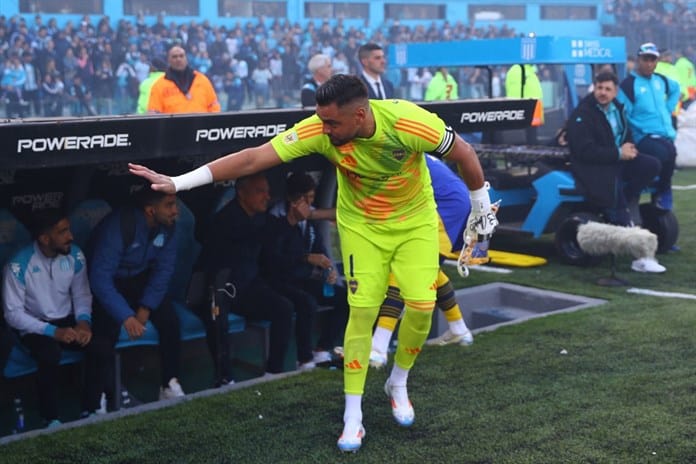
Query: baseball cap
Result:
<box><xmin>637</xmin><ymin>42</ymin><xmax>660</xmax><ymax>58</ymax></box>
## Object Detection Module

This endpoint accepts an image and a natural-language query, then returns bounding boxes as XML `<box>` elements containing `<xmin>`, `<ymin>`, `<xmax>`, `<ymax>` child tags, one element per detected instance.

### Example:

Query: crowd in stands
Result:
<box><xmin>0</xmin><ymin>12</ymin><xmax>522</xmax><ymax>117</ymax></box>
<box><xmin>604</xmin><ymin>0</ymin><xmax>696</xmax><ymax>62</ymax></box>
<box><xmin>1</xmin><ymin>3</ymin><xmax>693</xmax><ymax>118</ymax></box>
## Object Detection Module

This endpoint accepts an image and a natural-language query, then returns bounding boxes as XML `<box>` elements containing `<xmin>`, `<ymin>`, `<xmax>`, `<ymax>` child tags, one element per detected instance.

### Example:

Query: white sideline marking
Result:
<box><xmin>443</xmin><ymin>259</ymin><xmax>513</xmax><ymax>274</ymax></box>
<box><xmin>672</xmin><ymin>184</ymin><xmax>696</xmax><ymax>190</ymax></box>
<box><xmin>627</xmin><ymin>287</ymin><xmax>696</xmax><ymax>300</ymax></box>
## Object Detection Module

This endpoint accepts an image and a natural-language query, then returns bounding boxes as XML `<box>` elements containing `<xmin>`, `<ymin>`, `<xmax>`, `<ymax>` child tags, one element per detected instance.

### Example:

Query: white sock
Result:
<box><xmin>449</xmin><ymin>319</ymin><xmax>468</xmax><ymax>336</ymax></box>
<box><xmin>371</xmin><ymin>327</ymin><xmax>393</xmax><ymax>354</ymax></box>
<box><xmin>344</xmin><ymin>394</ymin><xmax>363</xmax><ymax>424</ymax></box>
<box><xmin>389</xmin><ymin>365</ymin><xmax>410</xmax><ymax>387</ymax></box>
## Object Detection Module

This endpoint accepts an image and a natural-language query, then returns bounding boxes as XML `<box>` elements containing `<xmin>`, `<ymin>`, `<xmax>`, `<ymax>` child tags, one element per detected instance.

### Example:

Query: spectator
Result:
<box><xmin>136</xmin><ymin>57</ymin><xmax>166</xmax><ymax>114</ymax></box>
<box><xmin>250</xmin><ymin>58</ymin><xmax>273</xmax><ymax>108</ymax></box>
<box><xmin>223</xmin><ymin>70</ymin><xmax>244</xmax><ymax>111</ymax></box>
<box><xmin>332</xmin><ymin>51</ymin><xmax>349</xmax><ymax>76</ymax></box>
<box><xmin>301</xmin><ymin>53</ymin><xmax>332</xmax><ymax>108</ymax></box>
<box><xmin>41</xmin><ymin>72</ymin><xmax>64</xmax><ymax>116</ymax></box>
<box><xmin>66</xmin><ymin>75</ymin><xmax>94</xmax><ymax>116</ymax></box>
<box><xmin>115</xmin><ymin>57</ymin><xmax>138</xmax><ymax>114</ymax></box>
<box><xmin>358</xmin><ymin>42</ymin><xmax>394</xmax><ymax>99</ymax></box>
<box><xmin>424</xmin><ymin>67</ymin><xmax>458</xmax><ymax>101</ymax></box>
<box><xmin>88</xmin><ymin>190</ymin><xmax>185</xmax><ymax>402</ymax></box>
<box><xmin>565</xmin><ymin>71</ymin><xmax>665</xmax><ymax>272</ymax></box>
<box><xmin>266</xmin><ymin>172</ymin><xmax>349</xmax><ymax>364</ymax></box>
<box><xmin>505</xmin><ymin>63</ymin><xmax>544</xmax><ymax>143</ymax></box>
<box><xmin>148</xmin><ymin>45</ymin><xmax>220</xmax><ymax>114</ymax></box>
<box><xmin>21</xmin><ymin>53</ymin><xmax>41</xmax><ymax>116</ymax></box>
<box><xmin>196</xmin><ymin>174</ymin><xmax>296</xmax><ymax>375</ymax></box>
<box><xmin>268</xmin><ymin>50</ymin><xmax>284</xmax><ymax>107</ymax></box>
<box><xmin>231</xmin><ymin>53</ymin><xmax>249</xmax><ymax>106</ymax></box>
<box><xmin>406</xmin><ymin>67</ymin><xmax>432</xmax><ymax>101</ymax></box>
<box><xmin>2</xmin><ymin>209</ymin><xmax>101</xmax><ymax>425</ymax></box>
<box><xmin>674</xmin><ymin>48</ymin><xmax>696</xmax><ymax>104</ymax></box>
<box><xmin>618</xmin><ymin>43</ymin><xmax>680</xmax><ymax>213</ymax></box>
<box><xmin>1</xmin><ymin>53</ymin><xmax>27</xmax><ymax>104</ymax></box>
<box><xmin>93</xmin><ymin>57</ymin><xmax>114</xmax><ymax>115</ymax></box>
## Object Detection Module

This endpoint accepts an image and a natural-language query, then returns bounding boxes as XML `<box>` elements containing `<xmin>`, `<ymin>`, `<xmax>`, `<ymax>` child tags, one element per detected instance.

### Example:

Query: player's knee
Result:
<box><xmin>403</xmin><ymin>300</ymin><xmax>435</xmax><ymax>313</ymax></box>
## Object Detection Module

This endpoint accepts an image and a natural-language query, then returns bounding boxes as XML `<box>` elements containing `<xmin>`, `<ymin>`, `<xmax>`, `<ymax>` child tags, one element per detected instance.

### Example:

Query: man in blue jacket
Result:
<box><xmin>618</xmin><ymin>43</ymin><xmax>680</xmax><ymax>212</ymax></box>
<box><xmin>88</xmin><ymin>189</ymin><xmax>185</xmax><ymax>402</ymax></box>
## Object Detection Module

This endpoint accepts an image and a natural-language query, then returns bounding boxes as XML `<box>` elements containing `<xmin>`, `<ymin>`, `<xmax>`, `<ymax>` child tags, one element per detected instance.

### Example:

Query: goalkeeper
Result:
<box><xmin>369</xmin><ymin>154</ymin><xmax>478</xmax><ymax>368</ymax></box>
<box><xmin>129</xmin><ymin>74</ymin><xmax>497</xmax><ymax>453</ymax></box>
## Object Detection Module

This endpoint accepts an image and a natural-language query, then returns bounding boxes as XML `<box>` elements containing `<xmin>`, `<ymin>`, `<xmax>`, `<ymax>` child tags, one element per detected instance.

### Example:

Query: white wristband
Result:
<box><xmin>469</xmin><ymin>181</ymin><xmax>491</xmax><ymax>213</ymax></box>
<box><xmin>171</xmin><ymin>165</ymin><xmax>213</xmax><ymax>192</ymax></box>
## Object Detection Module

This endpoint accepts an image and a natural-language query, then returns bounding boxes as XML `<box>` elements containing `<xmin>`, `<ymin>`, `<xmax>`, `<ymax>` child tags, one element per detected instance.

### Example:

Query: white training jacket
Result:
<box><xmin>2</xmin><ymin>242</ymin><xmax>92</xmax><ymax>337</ymax></box>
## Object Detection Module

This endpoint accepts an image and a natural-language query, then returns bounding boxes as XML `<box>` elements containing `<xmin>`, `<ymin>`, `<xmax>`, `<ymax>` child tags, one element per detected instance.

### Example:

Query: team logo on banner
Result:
<box><xmin>348</xmin><ymin>279</ymin><xmax>358</xmax><ymax>294</ymax></box>
<box><xmin>521</xmin><ymin>37</ymin><xmax>536</xmax><ymax>61</ymax></box>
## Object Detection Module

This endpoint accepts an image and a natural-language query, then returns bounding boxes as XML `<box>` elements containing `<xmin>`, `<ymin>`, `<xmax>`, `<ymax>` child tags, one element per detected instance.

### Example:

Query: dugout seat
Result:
<box><xmin>68</xmin><ymin>198</ymin><xmax>113</xmax><ymax>249</ymax></box>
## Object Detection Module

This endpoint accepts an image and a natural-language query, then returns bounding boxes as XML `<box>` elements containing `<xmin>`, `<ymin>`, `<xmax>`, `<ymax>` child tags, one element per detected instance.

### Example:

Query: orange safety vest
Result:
<box><xmin>148</xmin><ymin>70</ymin><xmax>221</xmax><ymax>114</ymax></box>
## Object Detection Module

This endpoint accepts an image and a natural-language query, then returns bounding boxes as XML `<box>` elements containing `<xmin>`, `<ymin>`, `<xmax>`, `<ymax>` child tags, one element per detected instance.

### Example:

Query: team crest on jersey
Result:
<box><xmin>283</xmin><ymin>131</ymin><xmax>298</xmax><ymax>144</ymax></box>
<box><xmin>392</xmin><ymin>149</ymin><xmax>406</xmax><ymax>161</ymax></box>
<box><xmin>348</xmin><ymin>278</ymin><xmax>358</xmax><ymax>294</ymax></box>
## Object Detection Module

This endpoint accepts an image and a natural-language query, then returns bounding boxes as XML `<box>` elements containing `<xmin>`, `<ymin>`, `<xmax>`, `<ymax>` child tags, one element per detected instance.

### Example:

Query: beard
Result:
<box><xmin>54</xmin><ymin>243</ymin><xmax>72</xmax><ymax>256</ymax></box>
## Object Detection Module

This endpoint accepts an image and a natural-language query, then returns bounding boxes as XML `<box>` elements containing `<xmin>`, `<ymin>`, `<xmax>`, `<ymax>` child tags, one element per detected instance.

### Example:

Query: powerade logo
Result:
<box><xmin>460</xmin><ymin>110</ymin><xmax>526</xmax><ymax>123</ymax></box>
<box><xmin>571</xmin><ymin>40</ymin><xmax>613</xmax><ymax>59</ymax></box>
<box><xmin>12</xmin><ymin>191</ymin><xmax>63</xmax><ymax>210</ymax></box>
<box><xmin>195</xmin><ymin>124</ymin><xmax>287</xmax><ymax>142</ymax></box>
<box><xmin>17</xmin><ymin>134</ymin><xmax>131</xmax><ymax>153</ymax></box>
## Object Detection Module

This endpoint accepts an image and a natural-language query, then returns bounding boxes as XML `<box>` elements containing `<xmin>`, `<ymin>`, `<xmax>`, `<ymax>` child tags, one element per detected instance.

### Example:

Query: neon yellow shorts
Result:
<box><xmin>338</xmin><ymin>212</ymin><xmax>439</xmax><ymax>308</ymax></box>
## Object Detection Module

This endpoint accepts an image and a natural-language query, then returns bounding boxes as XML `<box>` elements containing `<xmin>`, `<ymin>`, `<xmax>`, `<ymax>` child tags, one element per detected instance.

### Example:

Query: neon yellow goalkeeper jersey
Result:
<box><xmin>271</xmin><ymin>99</ymin><xmax>455</xmax><ymax>224</ymax></box>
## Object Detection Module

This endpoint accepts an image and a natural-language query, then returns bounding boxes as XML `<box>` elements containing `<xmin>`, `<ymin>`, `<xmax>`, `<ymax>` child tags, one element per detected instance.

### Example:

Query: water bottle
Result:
<box><xmin>322</xmin><ymin>267</ymin><xmax>335</xmax><ymax>298</ymax></box>
<box><xmin>13</xmin><ymin>397</ymin><xmax>24</xmax><ymax>434</ymax></box>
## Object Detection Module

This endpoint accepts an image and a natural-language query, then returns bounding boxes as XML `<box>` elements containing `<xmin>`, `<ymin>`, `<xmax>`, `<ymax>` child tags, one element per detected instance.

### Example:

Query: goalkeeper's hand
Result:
<box><xmin>466</xmin><ymin>182</ymin><xmax>499</xmax><ymax>240</ymax></box>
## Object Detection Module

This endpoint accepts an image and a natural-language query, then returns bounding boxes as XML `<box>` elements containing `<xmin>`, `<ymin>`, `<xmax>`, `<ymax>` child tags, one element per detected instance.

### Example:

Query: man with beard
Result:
<box><xmin>88</xmin><ymin>190</ymin><xmax>185</xmax><ymax>403</ymax></box>
<box><xmin>129</xmin><ymin>74</ymin><xmax>495</xmax><ymax>452</ymax></box>
<box><xmin>2</xmin><ymin>208</ymin><xmax>98</xmax><ymax>427</ymax></box>
<box><xmin>147</xmin><ymin>44</ymin><xmax>220</xmax><ymax>114</ymax></box>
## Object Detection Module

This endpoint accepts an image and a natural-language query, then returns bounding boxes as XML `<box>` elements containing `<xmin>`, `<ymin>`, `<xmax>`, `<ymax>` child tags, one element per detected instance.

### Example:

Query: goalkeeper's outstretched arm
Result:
<box><xmin>445</xmin><ymin>135</ymin><xmax>485</xmax><ymax>192</ymax></box>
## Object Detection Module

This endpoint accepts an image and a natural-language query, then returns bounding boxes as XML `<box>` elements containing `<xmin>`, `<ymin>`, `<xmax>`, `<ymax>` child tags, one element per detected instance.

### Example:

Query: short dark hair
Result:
<box><xmin>30</xmin><ymin>208</ymin><xmax>66</xmax><ymax>239</ymax></box>
<box><xmin>134</xmin><ymin>188</ymin><xmax>170</xmax><ymax>208</ymax></box>
<box><xmin>286</xmin><ymin>172</ymin><xmax>316</xmax><ymax>202</ymax></box>
<box><xmin>358</xmin><ymin>42</ymin><xmax>382</xmax><ymax>61</ymax></box>
<box><xmin>235</xmin><ymin>173</ymin><xmax>267</xmax><ymax>194</ymax></box>
<box><xmin>315</xmin><ymin>74</ymin><xmax>368</xmax><ymax>107</ymax></box>
<box><xmin>594</xmin><ymin>71</ymin><xmax>618</xmax><ymax>86</ymax></box>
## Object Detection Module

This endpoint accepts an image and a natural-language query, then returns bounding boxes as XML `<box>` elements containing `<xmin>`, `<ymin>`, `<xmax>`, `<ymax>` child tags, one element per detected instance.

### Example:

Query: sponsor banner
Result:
<box><xmin>0</xmin><ymin>100</ymin><xmax>534</xmax><ymax>169</ymax></box>
<box><xmin>387</xmin><ymin>36</ymin><xmax>626</xmax><ymax>68</ymax></box>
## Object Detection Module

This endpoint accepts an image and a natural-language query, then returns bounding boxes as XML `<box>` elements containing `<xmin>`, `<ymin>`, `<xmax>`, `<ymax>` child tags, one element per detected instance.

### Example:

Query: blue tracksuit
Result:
<box><xmin>617</xmin><ymin>71</ymin><xmax>680</xmax><ymax>144</ymax></box>
<box><xmin>88</xmin><ymin>208</ymin><xmax>177</xmax><ymax>324</ymax></box>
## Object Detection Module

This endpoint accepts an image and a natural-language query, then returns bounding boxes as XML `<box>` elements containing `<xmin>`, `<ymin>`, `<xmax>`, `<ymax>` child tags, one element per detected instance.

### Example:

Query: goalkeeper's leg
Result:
<box><xmin>386</xmin><ymin>299</ymin><xmax>434</xmax><ymax>426</ymax></box>
<box><xmin>370</xmin><ymin>274</ymin><xmax>404</xmax><ymax>366</ymax></box>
